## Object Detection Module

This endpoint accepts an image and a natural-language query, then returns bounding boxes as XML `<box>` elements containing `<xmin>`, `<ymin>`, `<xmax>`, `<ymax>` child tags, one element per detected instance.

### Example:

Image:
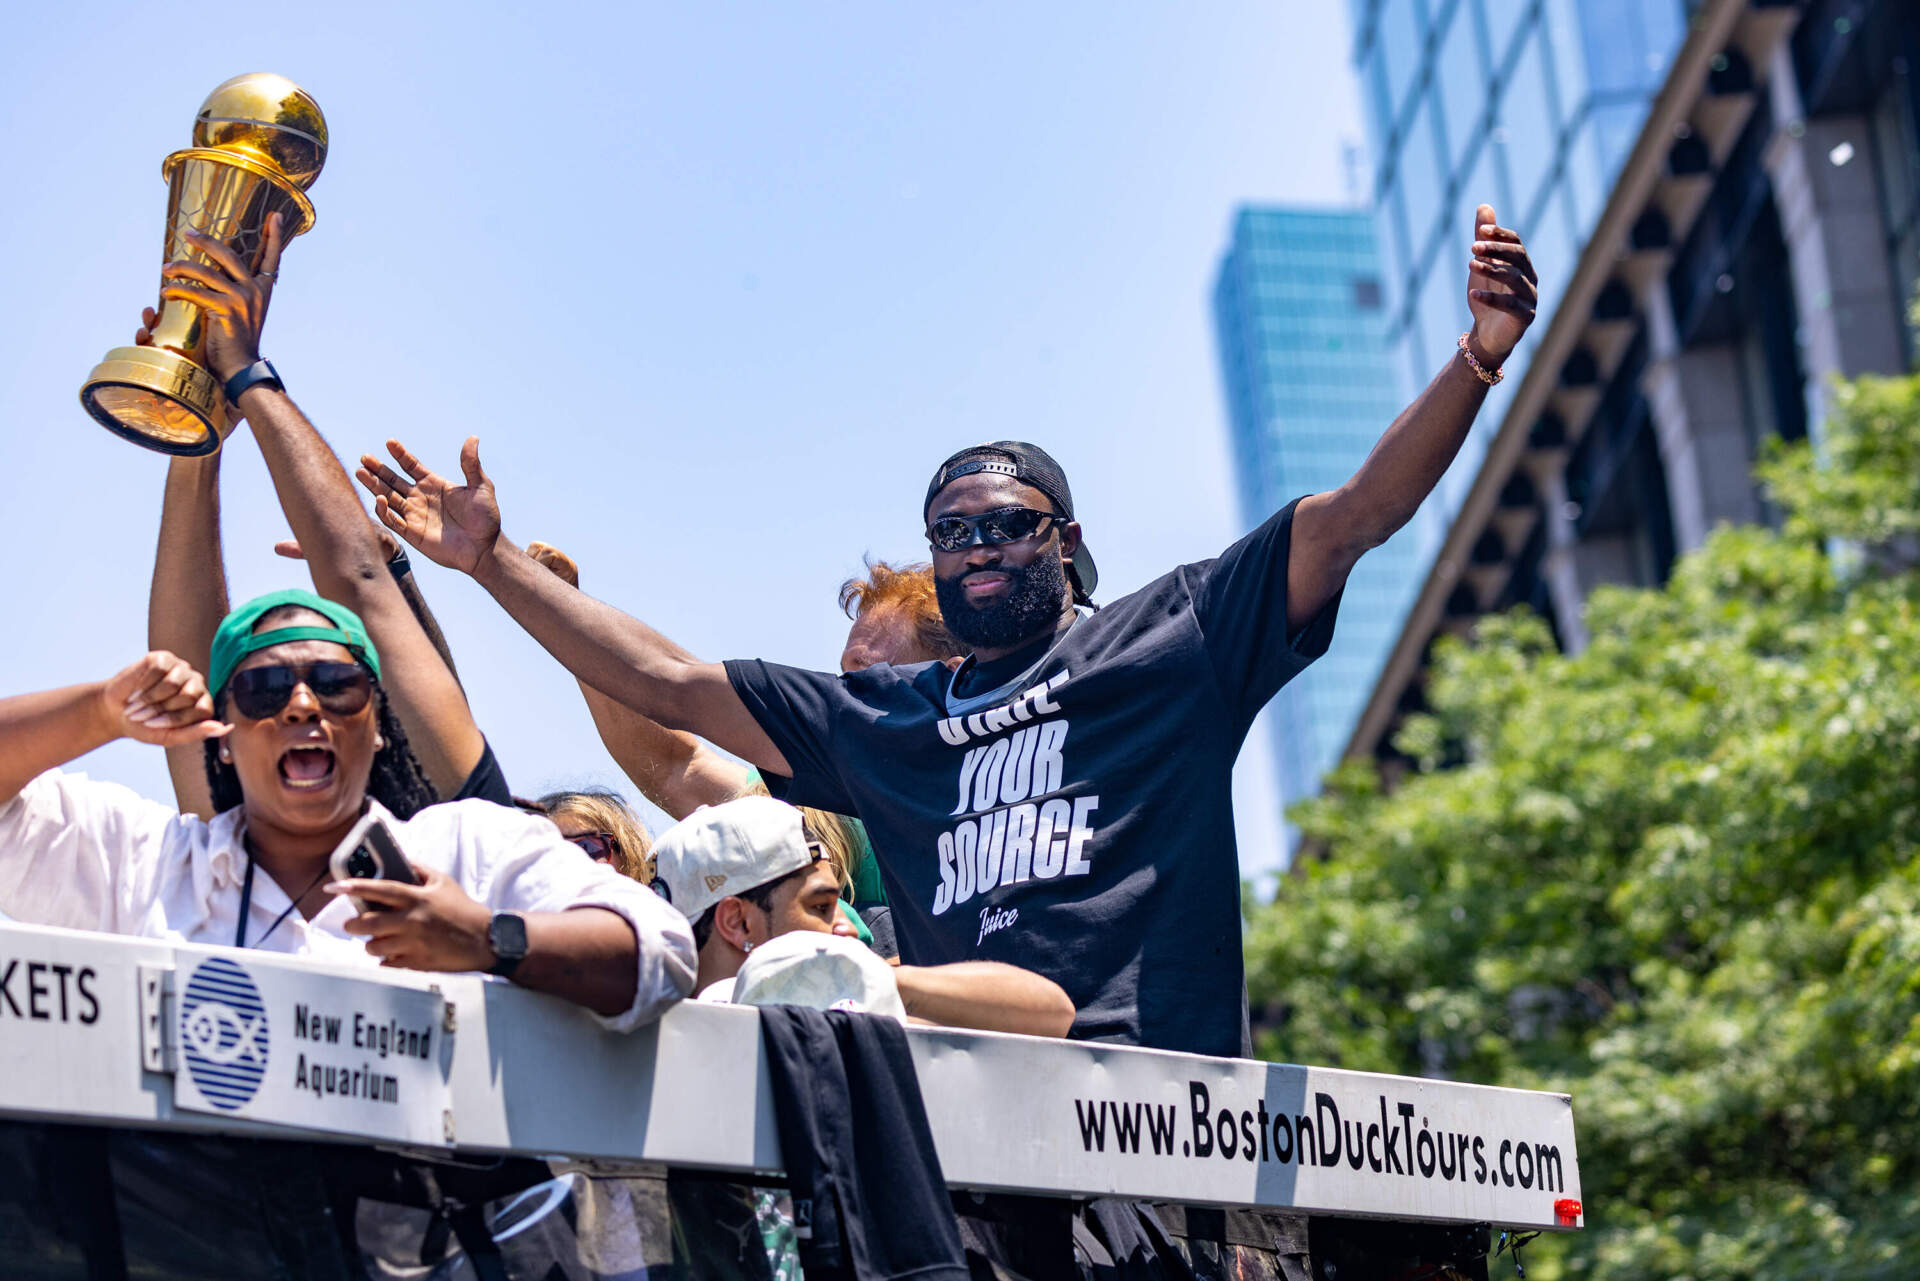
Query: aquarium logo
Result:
<box><xmin>180</xmin><ymin>956</ymin><xmax>269</xmax><ymax>1110</ymax></box>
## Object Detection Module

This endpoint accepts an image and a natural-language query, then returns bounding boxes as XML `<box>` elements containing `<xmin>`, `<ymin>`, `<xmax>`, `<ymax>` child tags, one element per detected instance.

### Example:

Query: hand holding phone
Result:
<box><xmin>327</xmin><ymin>812</ymin><xmax>422</xmax><ymax>914</ymax></box>
<box><xmin>327</xmin><ymin>829</ymin><xmax>496</xmax><ymax>974</ymax></box>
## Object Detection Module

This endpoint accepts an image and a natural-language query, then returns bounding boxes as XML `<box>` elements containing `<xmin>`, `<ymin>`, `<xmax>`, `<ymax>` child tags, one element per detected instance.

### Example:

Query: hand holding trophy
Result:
<box><xmin>80</xmin><ymin>73</ymin><xmax>326</xmax><ymax>456</ymax></box>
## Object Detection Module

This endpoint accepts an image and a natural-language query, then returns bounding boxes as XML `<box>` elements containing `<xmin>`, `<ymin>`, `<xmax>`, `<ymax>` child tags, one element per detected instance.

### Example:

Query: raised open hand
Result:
<box><xmin>101</xmin><ymin>651</ymin><xmax>230</xmax><ymax>749</ymax></box>
<box><xmin>1464</xmin><ymin>203</ymin><xmax>1538</xmax><ymax>368</ymax></box>
<box><xmin>357</xmin><ymin>436</ymin><xmax>501</xmax><ymax>575</ymax></box>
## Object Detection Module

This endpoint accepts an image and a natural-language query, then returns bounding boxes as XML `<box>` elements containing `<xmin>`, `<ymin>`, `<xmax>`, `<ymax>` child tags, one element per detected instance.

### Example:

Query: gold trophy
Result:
<box><xmin>80</xmin><ymin>74</ymin><xmax>326</xmax><ymax>455</ymax></box>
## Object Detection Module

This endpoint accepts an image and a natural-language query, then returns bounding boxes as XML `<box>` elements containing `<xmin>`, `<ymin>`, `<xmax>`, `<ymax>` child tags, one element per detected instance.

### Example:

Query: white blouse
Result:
<box><xmin>0</xmin><ymin>769</ymin><xmax>696</xmax><ymax>1032</ymax></box>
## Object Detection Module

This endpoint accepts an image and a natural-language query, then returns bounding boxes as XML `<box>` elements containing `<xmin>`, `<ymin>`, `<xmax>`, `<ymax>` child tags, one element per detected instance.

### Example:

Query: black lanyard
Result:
<box><xmin>233</xmin><ymin>853</ymin><xmax>330</xmax><ymax>950</ymax></box>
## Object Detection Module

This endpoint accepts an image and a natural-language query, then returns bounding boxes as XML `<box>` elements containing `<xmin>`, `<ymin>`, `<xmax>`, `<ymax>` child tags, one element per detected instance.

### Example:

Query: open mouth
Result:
<box><xmin>277</xmin><ymin>745</ymin><xmax>338</xmax><ymax>791</ymax></box>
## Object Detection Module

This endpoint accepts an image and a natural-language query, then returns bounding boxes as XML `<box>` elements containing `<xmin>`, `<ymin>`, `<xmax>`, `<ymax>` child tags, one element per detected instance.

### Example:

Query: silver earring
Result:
<box><xmin>742</xmin><ymin>940</ymin><xmax>754</xmax><ymax>954</ymax></box>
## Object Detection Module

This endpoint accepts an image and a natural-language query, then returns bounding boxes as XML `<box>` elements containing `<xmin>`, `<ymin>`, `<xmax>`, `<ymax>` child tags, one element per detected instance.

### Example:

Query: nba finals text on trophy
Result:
<box><xmin>80</xmin><ymin>74</ymin><xmax>326</xmax><ymax>456</ymax></box>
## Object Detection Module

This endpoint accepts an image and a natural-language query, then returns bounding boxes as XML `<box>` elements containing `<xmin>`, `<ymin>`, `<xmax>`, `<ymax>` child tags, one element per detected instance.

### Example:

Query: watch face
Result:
<box><xmin>490</xmin><ymin>913</ymin><xmax>529</xmax><ymax>959</ymax></box>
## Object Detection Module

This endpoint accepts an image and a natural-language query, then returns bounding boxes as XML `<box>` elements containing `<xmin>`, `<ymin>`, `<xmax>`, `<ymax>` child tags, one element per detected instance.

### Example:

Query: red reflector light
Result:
<box><xmin>1555</xmin><ymin>1198</ymin><xmax>1583</xmax><ymax>1221</ymax></box>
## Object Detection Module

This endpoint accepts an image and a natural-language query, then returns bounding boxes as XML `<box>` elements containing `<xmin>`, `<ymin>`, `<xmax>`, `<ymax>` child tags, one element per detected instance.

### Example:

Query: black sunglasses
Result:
<box><xmin>926</xmin><ymin>506</ymin><xmax>1058</xmax><ymax>553</ymax></box>
<box><xmin>227</xmin><ymin>662</ymin><xmax>374</xmax><ymax>721</ymax></box>
<box><xmin>567</xmin><ymin>831</ymin><xmax>618</xmax><ymax>862</ymax></box>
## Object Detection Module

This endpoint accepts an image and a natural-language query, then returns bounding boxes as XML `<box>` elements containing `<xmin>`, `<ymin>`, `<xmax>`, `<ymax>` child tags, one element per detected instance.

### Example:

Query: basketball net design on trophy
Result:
<box><xmin>80</xmin><ymin>73</ymin><xmax>326</xmax><ymax>456</ymax></box>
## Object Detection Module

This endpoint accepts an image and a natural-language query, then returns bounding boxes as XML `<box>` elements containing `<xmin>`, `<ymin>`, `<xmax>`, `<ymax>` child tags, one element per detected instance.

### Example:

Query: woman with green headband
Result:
<box><xmin>0</xmin><ymin>590</ymin><xmax>697</xmax><ymax>1028</ymax></box>
<box><xmin>199</xmin><ymin>589</ymin><xmax>438</xmax><ymax>826</ymax></box>
<box><xmin>135</xmin><ymin>216</ymin><xmax>512</xmax><ymax>823</ymax></box>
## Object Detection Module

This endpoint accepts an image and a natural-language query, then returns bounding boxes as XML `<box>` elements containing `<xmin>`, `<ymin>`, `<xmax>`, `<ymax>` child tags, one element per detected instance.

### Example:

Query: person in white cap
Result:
<box><xmin>652</xmin><ymin>796</ymin><xmax>1072</xmax><ymax>1036</ymax></box>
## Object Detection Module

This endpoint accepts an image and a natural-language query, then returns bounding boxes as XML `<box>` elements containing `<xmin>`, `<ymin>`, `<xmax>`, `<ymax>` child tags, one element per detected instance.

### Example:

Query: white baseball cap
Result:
<box><xmin>731</xmin><ymin>930</ymin><xmax>907</xmax><ymax>1021</ymax></box>
<box><xmin>650</xmin><ymin>796</ymin><xmax>817</xmax><ymax>923</ymax></box>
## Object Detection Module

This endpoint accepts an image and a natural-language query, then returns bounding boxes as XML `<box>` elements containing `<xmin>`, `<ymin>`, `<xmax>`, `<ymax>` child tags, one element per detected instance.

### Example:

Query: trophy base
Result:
<box><xmin>80</xmin><ymin>347</ymin><xmax>229</xmax><ymax>457</ymax></box>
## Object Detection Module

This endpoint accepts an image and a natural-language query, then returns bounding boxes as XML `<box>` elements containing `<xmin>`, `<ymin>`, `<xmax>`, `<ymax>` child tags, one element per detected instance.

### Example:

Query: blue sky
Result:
<box><xmin>2</xmin><ymin>3</ymin><xmax>1364</xmax><ymax>884</ymax></box>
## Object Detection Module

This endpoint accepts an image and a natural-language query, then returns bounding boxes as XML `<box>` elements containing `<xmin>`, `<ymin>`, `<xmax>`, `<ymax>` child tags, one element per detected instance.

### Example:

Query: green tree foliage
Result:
<box><xmin>1249</xmin><ymin>366</ymin><xmax>1920</xmax><ymax>1279</ymax></box>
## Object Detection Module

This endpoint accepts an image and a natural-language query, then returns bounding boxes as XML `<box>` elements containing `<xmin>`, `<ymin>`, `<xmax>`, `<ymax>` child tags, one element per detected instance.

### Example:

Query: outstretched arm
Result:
<box><xmin>1287</xmin><ymin>203</ymin><xmax>1539</xmax><ymax>628</ymax></box>
<box><xmin>161</xmin><ymin>218</ymin><xmax>486</xmax><ymax>798</ymax></box>
<box><xmin>896</xmin><ymin>962</ymin><xmax>1075</xmax><ymax>1038</ymax></box>
<box><xmin>526</xmin><ymin>542</ymin><xmax>751</xmax><ymax>818</ymax></box>
<box><xmin>358</xmin><ymin>439</ymin><xmax>791</xmax><ymax>776</ymax></box>
<box><xmin>0</xmin><ymin>653</ymin><xmax>228</xmax><ymax>806</ymax></box>
<box><xmin>581</xmin><ymin>682</ymin><xmax>752</xmax><ymax>818</ymax></box>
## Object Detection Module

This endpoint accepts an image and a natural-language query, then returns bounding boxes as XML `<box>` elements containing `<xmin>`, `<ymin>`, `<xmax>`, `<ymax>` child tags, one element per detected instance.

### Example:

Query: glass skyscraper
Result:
<box><xmin>1350</xmin><ymin>0</ymin><xmax>1692</xmax><ymax>587</ymax></box>
<box><xmin>1335</xmin><ymin>0</ymin><xmax>1920</xmax><ymax>767</ymax></box>
<box><xmin>1214</xmin><ymin>3</ymin><xmax>1698</xmax><ymax>844</ymax></box>
<box><xmin>1212</xmin><ymin>207</ymin><xmax>1412</xmax><ymax>853</ymax></box>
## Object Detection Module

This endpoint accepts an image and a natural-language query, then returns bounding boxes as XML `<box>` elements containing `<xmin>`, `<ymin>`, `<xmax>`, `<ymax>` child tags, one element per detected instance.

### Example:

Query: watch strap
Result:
<box><xmin>486</xmin><ymin>912</ymin><xmax>529</xmax><ymax>978</ymax></box>
<box><xmin>223</xmin><ymin>359</ymin><xmax>284</xmax><ymax>404</ymax></box>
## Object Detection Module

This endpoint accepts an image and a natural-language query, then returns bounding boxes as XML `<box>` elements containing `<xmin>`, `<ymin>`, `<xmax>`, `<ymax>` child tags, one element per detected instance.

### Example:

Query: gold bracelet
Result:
<box><xmin>1457</xmin><ymin>332</ymin><xmax>1503</xmax><ymax>385</ymax></box>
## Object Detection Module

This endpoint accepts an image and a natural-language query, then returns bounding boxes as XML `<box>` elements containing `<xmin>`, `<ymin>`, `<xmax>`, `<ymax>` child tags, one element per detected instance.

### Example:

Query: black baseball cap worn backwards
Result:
<box><xmin>924</xmin><ymin>441</ymin><xmax>1099</xmax><ymax>604</ymax></box>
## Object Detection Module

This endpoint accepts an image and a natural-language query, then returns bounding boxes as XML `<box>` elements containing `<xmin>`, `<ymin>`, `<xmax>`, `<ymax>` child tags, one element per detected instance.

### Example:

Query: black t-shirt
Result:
<box><xmin>725</xmin><ymin>499</ymin><xmax>1338</xmax><ymax>1058</ymax></box>
<box><xmin>450</xmin><ymin>739</ymin><xmax>514</xmax><ymax>807</ymax></box>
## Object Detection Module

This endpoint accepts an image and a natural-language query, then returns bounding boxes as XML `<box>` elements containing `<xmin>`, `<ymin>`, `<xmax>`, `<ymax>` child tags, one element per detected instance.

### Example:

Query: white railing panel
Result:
<box><xmin>0</xmin><ymin>920</ymin><xmax>1582</xmax><ymax>1230</ymax></box>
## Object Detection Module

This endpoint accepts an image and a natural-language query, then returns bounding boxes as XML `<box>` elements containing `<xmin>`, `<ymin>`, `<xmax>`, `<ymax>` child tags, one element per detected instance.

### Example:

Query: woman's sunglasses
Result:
<box><xmin>568</xmin><ymin>831</ymin><xmax>618</xmax><ymax>862</ymax></box>
<box><xmin>227</xmin><ymin>662</ymin><xmax>374</xmax><ymax>721</ymax></box>
<box><xmin>926</xmin><ymin>506</ymin><xmax>1058</xmax><ymax>553</ymax></box>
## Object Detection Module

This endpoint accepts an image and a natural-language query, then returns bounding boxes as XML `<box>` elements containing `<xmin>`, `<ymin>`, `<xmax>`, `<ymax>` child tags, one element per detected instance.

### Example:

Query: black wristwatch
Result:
<box><xmin>223</xmin><ymin>358</ymin><xmax>284</xmax><ymax>404</ymax></box>
<box><xmin>486</xmin><ymin>912</ymin><xmax>529</xmax><ymax>978</ymax></box>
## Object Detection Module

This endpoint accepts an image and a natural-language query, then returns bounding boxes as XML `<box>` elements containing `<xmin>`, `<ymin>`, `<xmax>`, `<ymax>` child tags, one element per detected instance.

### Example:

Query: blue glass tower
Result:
<box><xmin>1212</xmin><ymin>207</ymin><xmax>1412</xmax><ymax>854</ymax></box>
<box><xmin>1349</xmin><ymin>0</ymin><xmax>1692</xmax><ymax>622</ymax></box>
<box><xmin>1332</xmin><ymin>0</ymin><xmax>1920</xmax><ymax>766</ymax></box>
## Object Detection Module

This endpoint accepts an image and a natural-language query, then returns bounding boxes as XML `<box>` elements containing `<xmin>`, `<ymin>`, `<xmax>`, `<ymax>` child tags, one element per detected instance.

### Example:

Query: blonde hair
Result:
<box><xmin>536</xmin><ymin>788</ymin><xmax>655</xmax><ymax>884</ymax></box>
<box><xmin>802</xmin><ymin>808</ymin><xmax>861</xmax><ymax>896</ymax></box>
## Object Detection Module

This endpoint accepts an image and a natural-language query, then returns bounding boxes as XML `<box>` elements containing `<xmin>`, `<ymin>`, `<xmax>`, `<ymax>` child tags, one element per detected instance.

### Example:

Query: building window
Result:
<box><xmin>1562</xmin><ymin>114</ymin><xmax>1607</xmax><ymax>238</ymax></box>
<box><xmin>1496</xmin><ymin>23</ymin><xmax>1562</xmax><ymax>225</ymax></box>
<box><xmin>1480</xmin><ymin>0</ymin><xmax>1533</xmax><ymax>73</ymax></box>
<box><xmin>1435</xmin><ymin>0</ymin><xmax>1491</xmax><ymax>172</ymax></box>
<box><xmin>1383</xmin><ymin>184</ymin><xmax>1416</xmax><ymax>325</ymax></box>
<box><xmin>1363</xmin><ymin>49</ymin><xmax>1397</xmax><ymax>186</ymax></box>
<box><xmin>1589</xmin><ymin>98</ymin><xmax>1652</xmax><ymax>182</ymax></box>
<box><xmin>1573</xmin><ymin>0</ymin><xmax>1686</xmax><ymax>97</ymax></box>
<box><xmin>1399</xmin><ymin>92</ymin><xmax>1451</xmax><ymax>266</ymax></box>
<box><xmin>1540</xmin><ymin>0</ymin><xmax>1591</xmax><ymax>120</ymax></box>
<box><xmin>1380</xmin><ymin>0</ymin><xmax>1431</xmax><ymax>128</ymax></box>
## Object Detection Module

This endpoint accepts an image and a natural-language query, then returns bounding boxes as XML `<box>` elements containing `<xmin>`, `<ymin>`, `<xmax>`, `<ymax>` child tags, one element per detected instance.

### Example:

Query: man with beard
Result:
<box><xmin>361</xmin><ymin>203</ymin><xmax>1537</xmax><ymax>1059</ymax></box>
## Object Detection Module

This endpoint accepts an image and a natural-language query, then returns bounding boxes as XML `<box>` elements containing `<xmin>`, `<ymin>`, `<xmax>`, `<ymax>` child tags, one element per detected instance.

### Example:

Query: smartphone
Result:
<box><xmin>327</xmin><ymin>811</ymin><xmax>422</xmax><ymax>913</ymax></box>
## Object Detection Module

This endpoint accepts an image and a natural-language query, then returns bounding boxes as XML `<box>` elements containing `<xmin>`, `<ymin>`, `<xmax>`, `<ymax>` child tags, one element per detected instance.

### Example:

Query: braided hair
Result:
<box><xmin>202</xmin><ymin>681</ymin><xmax>438</xmax><ymax>819</ymax></box>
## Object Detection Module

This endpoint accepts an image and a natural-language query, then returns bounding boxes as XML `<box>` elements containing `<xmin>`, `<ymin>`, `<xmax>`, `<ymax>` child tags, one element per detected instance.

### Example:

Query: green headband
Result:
<box><xmin>208</xmin><ymin>589</ymin><xmax>381</xmax><ymax>697</ymax></box>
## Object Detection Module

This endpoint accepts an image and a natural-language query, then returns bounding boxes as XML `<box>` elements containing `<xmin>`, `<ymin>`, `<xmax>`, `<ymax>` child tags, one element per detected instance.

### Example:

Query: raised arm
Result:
<box><xmin>357</xmin><ymin>438</ymin><xmax>791</xmax><ymax>776</ymax></box>
<box><xmin>1287</xmin><ymin>203</ymin><xmax>1539</xmax><ymax>628</ymax></box>
<box><xmin>148</xmin><ymin>450</ymin><xmax>229</xmax><ymax>819</ymax></box>
<box><xmin>895</xmin><ymin>961</ymin><xmax>1075</xmax><ymax>1038</ymax></box>
<box><xmin>160</xmin><ymin>218</ymin><xmax>486</xmax><ymax>798</ymax></box>
<box><xmin>526</xmin><ymin>542</ymin><xmax>751</xmax><ymax>818</ymax></box>
<box><xmin>0</xmin><ymin>653</ymin><xmax>228</xmax><ymax>806</ymax></box>
<box><xmin>277</xmin><ymin>534</ymin><xmax>463</xmax><ymax>688</ymax></box>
